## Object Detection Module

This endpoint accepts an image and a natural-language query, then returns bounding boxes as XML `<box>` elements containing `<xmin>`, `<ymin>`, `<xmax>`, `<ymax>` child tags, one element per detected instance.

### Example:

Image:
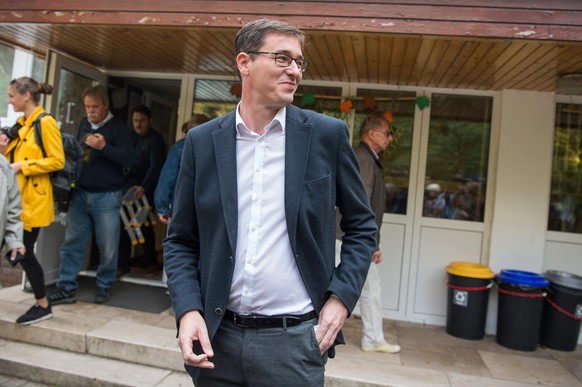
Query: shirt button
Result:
<box><xmin>214</xmin><ymin>308</ymin><xmax>223</xmax><ymax>315</ymax></box>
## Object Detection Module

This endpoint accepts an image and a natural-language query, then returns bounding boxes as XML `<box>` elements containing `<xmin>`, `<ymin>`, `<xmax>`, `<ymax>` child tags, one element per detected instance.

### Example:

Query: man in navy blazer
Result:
<box><xmin>164</xmin><ymin>18</ymin><xmax>377</xmax><ymax>386</ymax></box>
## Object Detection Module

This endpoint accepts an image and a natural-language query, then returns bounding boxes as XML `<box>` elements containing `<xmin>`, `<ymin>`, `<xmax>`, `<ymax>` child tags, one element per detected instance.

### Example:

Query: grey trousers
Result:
<box><xmin>195</xmin><ymin>317</ymin><xmax>327</xmax><ymax>387</ymax></box>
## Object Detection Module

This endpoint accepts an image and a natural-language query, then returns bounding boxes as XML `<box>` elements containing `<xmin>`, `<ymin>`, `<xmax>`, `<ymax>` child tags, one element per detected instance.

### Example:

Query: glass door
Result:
<box><xmin>37</xmin><ymin>51</ymin><xmax>107</xmax><ymax>284</ymax></box>
<box><xmin>45</xmin><ymin>50</ymin><xmax>107</xmax><ymax>134</ymax></box>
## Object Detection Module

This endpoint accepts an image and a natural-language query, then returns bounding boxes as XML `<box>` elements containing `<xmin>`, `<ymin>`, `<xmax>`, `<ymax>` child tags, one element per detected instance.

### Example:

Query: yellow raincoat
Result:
<box><xmin>4</xmin><ymin>106</ymin><xmax>65</xmax><ymax>231</ymax></box>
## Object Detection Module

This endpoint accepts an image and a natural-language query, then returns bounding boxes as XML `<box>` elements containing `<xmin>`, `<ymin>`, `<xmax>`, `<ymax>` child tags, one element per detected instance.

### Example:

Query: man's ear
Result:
<box><xmin>236</xmin><ymin>52</ymin><xmax>251</xmax><ymax>77</ymax></box>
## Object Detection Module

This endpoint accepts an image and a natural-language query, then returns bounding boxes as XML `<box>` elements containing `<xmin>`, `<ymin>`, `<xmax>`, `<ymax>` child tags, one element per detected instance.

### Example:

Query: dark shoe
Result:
<box><xmin>48</xmin><ymin>286</ymin><xmax>76</xmax><ymax>305</ymax></box>
<box><xmin>95</xmin><ymin>287</ymin><xmax>111</xmax><ymax>304</ymax></box>
<box><xmin>16</xmin><ymin>303</ymin><xmax>53</xmax><ymax>325</ymax></box>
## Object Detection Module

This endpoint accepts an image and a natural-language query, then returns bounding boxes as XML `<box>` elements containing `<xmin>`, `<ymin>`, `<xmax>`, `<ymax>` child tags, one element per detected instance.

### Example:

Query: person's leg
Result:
<box><xmin>117</xmin><ymin>222</ymin><xmax>132</xmax><ymax>274</ymax></box>
<box><xmin>20</xmin><ymin>228</ymin><xmax>45</xmax><ymax>300</ymax></box>
<box><xmin>360</xmin><ymin>263</ymin><xmax>386</xmax><ymax>347</ymax></box>
<box><xmin>56</xmin><ymin>190</ymin><xmax>93</xmax><ymax>292</ymax></box>
<box><xmin>16</xmin><ymin>227</ymin><xmax>53</xmax><ymax>324</ymax></box>
<box><xmin>195</xmin><ymin>321</ymin><xmax>247</xmax><ymax>387</ymax></box>
<box><xmin>92</xmin><ymin>190</ymin><xmax>123</xmax><ymax>290</ymax></box>
<box><xmin>248</xmin><ymin>319</ymin><xmax>326</xmax><ymax>387</ymax></box>
<box><xmin>141</xmin><ymin>224</ymin><xmax>157</xmax><ymax>265</ymax></box>
<box><xmin>359</xmin><ymin>264</ymin><xmax>400</xmax><ymax>353</ymax></box>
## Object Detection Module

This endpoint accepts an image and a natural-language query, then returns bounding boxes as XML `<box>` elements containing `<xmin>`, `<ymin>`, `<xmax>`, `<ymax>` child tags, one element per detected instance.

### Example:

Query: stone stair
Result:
<box><xmin>0</xmin><ymin>287</ymin><xmax>192</xmax><ymax>387</ymax></box>
<box><xmin>0</xmin><ymin>286</ymin><xmax>387</xmax><ymax>387</ymax></box>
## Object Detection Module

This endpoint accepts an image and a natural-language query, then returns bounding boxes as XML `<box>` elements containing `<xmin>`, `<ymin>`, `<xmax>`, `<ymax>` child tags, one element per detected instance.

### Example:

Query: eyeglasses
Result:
<box><xmin>247</xmin><ymin>51</ymin><xmax>309</xmax><ymax>72</ymax></box>
<box><xmin>374</xmin><ymin>130</ymin><xmax>394</xmax><ymax>138</ymax></box>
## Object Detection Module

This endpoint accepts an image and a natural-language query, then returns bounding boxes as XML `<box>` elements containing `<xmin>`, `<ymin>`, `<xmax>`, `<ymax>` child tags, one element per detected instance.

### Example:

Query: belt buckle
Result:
<box><xmin>232</xmin><ymin>313</ymin><xmax>255</xmax><ymax>328</ymax></box>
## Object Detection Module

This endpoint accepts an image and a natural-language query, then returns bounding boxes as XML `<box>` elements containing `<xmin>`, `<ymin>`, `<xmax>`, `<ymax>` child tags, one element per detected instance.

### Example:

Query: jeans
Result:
<box><xmin>58</xmin><ymin>189</ymin><xmax>123</xmax><ymax>291</ymax></box>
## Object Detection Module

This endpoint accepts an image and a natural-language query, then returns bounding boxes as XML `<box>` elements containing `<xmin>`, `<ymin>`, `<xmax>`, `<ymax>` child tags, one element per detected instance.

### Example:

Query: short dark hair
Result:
<box><xmin>234</xmin><ymin>18</ymin><xmax>305</xmax><ymax>78</ymax></box>
<box><xmin>360</xmin><ymin>113</ymin><xmax>391</xmax><ymax>138</ymax></box>
<box><xmin>132</xmin><ymin>105</ymin><xmax>152</xmax><ymax>119</ymax></box>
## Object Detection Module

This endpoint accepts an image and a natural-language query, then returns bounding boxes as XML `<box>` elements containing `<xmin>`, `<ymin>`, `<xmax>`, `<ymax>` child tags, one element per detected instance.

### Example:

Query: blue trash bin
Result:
<box><xmin>496</xmin><ymin>270</ymin><xmax>549</xmax><ymax>351</ymax></box>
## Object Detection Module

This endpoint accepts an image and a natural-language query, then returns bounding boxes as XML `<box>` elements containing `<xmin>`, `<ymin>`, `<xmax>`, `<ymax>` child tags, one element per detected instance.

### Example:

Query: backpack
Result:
<box><xmin>33</xmin><ymin>113</ymin><xmax>85</xmax><ymax>212</ymax></box>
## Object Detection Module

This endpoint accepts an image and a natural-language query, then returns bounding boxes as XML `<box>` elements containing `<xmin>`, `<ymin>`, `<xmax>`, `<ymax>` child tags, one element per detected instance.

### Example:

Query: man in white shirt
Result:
<box><xmin>164</xmin><ymin>19</ymin><xmax>377</xmax><ymax>386</ymax></box>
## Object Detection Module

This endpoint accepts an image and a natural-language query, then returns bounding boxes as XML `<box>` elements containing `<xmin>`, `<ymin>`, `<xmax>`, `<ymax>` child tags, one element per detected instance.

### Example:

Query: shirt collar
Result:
<box><xmin>90</xmin><ymin>111</ymin><xmax>114</xmax><ymax>130</ymax></box>
<box><xmin>235</xmin><ymin>103</ymin><xmax>286</xmax><ymax>136</ymax></box>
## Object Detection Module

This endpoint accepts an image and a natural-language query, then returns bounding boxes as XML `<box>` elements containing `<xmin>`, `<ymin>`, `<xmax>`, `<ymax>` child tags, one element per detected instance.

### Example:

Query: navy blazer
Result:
<box><xmin>164</xmin><ymin>104</ymin><xmax>377</xmax><ymax>372</ymax></box>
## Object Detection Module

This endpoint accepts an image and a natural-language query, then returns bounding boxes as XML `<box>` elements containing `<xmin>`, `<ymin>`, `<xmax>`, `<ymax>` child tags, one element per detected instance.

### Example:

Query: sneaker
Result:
<box><xmin>94</xmin><ymin>287</ymin><xmax>111</xmax><ymax>304</ymax></box>
<box><xmin>16</xmin><ymin>304</ymin><xmax>53</xmax><ymax>325</ymax></box>
<box><xmin>48</xmin><ymin>286</ymin><xmax>76</xmax><ymax>305</ymax></box>
<box><xmin>362</xmin><ymin>343</ymin><xmax>401</xmax><ymax>354</ymax></box>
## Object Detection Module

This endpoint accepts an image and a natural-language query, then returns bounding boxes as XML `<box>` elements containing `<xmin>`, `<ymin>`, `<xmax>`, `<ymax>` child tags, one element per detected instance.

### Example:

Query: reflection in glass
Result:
<box><xmin>193</xmin><ymin>79</ymin><xmax>239</xmax><ymax>119</ymax></box>
<box><xmin>293</xmin><ymin>85</ymin><xmax>343</xmax><ymax>120</ymax></box>
<box><xmin>0</xmin><ymin>43</ymin><xmax>15</xmax><ymax>117</ymax></box>
<box><xmin>548</xmin><ymin>103</ymin><xmax>582</xmax><ymax>233</ymax></box>
<box><xmin>424</xmin><ymin>94</ymin><xmax>492</xmax><ymax>222</ymax></box>
<box><xmin>56</xmin><ymin>69</ymin><xmax>94</xmax><ymax>134</ymax></box>
<box><xmin>354</xmin><ymin>89</ymin><xmax>416</xmax><ymax>214</ymax></box>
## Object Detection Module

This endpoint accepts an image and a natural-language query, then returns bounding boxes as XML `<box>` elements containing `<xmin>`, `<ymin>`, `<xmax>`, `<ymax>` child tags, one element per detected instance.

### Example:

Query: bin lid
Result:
<box><xmin>544</xmin><ymin>270</ymin><xmax>582</xmax><ymax>290</ymax></box>
<box><xmin>496</xmin><ymin>269</ymin><xmax>549</xmax><ymax>287</ymax></box>
<box><xmin>446</xmin><ymin>261</ymin><xmax>495</xmax><ymax>279</ymax></box>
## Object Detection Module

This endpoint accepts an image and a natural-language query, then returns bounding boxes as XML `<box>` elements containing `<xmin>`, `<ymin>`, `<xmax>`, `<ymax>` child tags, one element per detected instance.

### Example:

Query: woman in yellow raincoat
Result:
<box><xmin>0</xmin><ymin>77</ymin><xmax>64</xmax><ymax>325</ymax></box>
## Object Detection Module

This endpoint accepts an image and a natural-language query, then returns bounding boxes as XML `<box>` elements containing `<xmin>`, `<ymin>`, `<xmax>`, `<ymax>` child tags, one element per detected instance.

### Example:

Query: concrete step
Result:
<box><xmin>0</xmin><ymin>298</ymin><xmax>182</xmax><ymax>371</ymax></box>
<box><xmin>0</xmin><ymin>338</ymin><xmax>192</xmax><ymax>387</ymax></box>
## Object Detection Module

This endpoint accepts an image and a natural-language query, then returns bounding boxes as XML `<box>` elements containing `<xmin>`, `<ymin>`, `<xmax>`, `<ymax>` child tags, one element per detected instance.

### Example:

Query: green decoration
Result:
<box><xmin>416</xmin><ymin>96</ymin><xmax>431</xmax><ymax>110</ymax></box>
<box><xmin>302</xmin><ymin>91</ymin><xmax>315</xmax><ymax>107</ymax></box>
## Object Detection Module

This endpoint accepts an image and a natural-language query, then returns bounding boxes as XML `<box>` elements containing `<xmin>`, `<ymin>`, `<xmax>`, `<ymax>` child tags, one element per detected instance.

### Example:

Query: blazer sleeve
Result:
<box><xmin>163</xmin><ymin>132</ymin><xmax>204</xmax><ymax>323</ymax></box>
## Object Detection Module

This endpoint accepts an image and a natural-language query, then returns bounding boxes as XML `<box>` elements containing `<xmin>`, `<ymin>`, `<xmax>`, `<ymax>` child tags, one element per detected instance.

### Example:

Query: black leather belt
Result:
<box><xmin>224</xmin><ymin>310</ymin><xmax>317</xmax><ymax>328</ymax></box>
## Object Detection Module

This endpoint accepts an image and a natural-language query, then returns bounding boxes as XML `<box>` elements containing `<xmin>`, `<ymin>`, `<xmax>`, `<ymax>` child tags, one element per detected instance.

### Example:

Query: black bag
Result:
<box><xmin>33</xmin><ymin>113</ymin><xmax>85</xmax><ymax>212</ymax></box>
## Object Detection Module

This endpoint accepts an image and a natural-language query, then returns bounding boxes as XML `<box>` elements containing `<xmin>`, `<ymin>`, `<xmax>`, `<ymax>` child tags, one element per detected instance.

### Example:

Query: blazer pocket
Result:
<box><xmin>305</xmin><ymin>173</ymin><xmax>331</xmax><ymax>192</ymax></box>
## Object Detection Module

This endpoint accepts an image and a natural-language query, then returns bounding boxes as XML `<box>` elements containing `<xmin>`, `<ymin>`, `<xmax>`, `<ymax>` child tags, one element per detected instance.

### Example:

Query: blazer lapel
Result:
<box><xmin>284</xmin><ymin>107</ymin><xmax>311</xmax><ymax>251</ymax></box>
<box><xmin>213</xmin><ymin>112</ymin><xmax>238</xmax><ymax>256</ymax></box>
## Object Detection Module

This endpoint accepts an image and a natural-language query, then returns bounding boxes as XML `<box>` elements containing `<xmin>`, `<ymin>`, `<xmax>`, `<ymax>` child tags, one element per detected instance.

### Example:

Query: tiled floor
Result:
<box><xmin>333</xmin><ymin>317</ymin><xmax>582</xmax><ymax>386</ymax></box>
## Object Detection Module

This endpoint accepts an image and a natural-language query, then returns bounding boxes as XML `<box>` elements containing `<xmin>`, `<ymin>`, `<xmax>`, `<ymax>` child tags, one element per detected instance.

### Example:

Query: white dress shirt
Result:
<box><xmin>228</xmin><ymin>105</ymin><xmax>314</xmax><ymax>316</ymax></box>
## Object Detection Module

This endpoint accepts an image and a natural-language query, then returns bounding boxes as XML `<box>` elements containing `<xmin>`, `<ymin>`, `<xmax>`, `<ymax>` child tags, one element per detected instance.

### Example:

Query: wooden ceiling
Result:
<box><xmin>0</xmin><ymin>1</ymin><xmax>581</xmax><ymax>93</ymax></box>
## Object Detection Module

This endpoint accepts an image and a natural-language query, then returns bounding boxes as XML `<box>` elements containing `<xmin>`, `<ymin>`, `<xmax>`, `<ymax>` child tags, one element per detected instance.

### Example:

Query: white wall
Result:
<box><xmin>486</xmin><ymin>89</ymin><xmax>555</xmax><ymax>333</ymax></box>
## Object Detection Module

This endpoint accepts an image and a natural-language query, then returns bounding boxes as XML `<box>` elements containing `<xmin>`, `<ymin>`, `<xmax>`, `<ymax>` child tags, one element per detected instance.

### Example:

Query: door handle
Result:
<box><xmin>66</xmin><ymin>102</ymin><xmax>76</xmax><ymax>124</ymax></box>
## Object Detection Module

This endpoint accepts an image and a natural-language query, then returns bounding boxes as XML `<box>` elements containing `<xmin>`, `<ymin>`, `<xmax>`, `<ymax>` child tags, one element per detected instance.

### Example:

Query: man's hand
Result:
<box><xmin>314</xmin><ymin>295</ymin><xmax>348</xmax><ymax>355</ymax></box>
<box><xmin>85</xmin><ymin>133</ymin><xmax>106</xmax><ymax>150</ymax></box>
<box><xmin>177</xmin><ymin>310</ymin><xmax>215</xmax><ymax>369</ymax></box>
<box><xmin>372</xmin><ymin>249</ymin><xmax>382</xmax><ymax>264</ymax></box>
<box><xmin>158</xmin><ymin>213</ymin><xmax>171</xmax><ymax>225</ymax></box>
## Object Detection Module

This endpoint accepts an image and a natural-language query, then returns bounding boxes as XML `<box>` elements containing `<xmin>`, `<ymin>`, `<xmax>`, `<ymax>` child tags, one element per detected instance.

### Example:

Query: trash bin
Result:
<box><xmin>496</xmin><ymin>270</ymin><xmax>549</xmax><ymax>351</ymax></box>
<box><xmin>445</xmin><ymin>261</ymin><xmax>495</xmax><ymax>340</ymax></box>
<box><xmin>539</xmin><ymin>270</ymin><xmax>582</xmax><ymax>351</ymax></box>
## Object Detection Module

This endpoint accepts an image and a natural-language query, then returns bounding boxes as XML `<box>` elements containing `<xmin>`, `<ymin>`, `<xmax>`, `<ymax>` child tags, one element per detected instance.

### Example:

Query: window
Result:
<box><xmin>423</xmin><ymin>94</ymin><xmax>492</xmax><ymax>222</ymax></box>
<box><xmin>193</xmin><ymin>79</ymin><xmax>239</xmax><ymax>119</ymax></box>
<box><xmin>548</xmin><ymin>103</ymin><xmax>582</xmax><ymax>233</ymax></box>
<box><xmin>0</xmin><ymin>43</ymin><xmax>15</xmax><ymax>117</ymax></box>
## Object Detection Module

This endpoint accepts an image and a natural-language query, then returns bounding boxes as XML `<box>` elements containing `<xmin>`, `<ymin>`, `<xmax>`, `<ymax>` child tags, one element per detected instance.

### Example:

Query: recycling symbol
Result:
<box><xmin>453</xmin><ymin>290</ymin><xmax>468</xmax><ymax>307</ymax></box>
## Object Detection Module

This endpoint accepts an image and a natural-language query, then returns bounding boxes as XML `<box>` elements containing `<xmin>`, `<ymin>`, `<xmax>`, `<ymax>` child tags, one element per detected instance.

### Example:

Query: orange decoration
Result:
<box><xmin>363</xmin><ymin>97</ymin><xmax>376</xmax><ymax>111</ymax></box>
<box><xmin>339</xmin><ymin>100</ymin><xmax>353</xmax><ymax>113</ymax></box>
<box><xmin>383</xmin><ymin>111</ymin><xmax>394</xmax><ymax>123</ymax></box>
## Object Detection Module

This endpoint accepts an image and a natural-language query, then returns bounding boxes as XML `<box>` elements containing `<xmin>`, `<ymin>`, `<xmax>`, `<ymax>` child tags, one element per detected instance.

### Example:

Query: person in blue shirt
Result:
<box><xmin>154</xmin><ymin>113</ymin><xmax>209</xmax><ymax>225</ymax></box>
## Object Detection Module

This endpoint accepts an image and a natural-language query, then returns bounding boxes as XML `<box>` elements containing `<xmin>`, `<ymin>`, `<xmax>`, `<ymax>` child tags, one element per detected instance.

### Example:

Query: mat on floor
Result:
<box><xmin>56</xmin><ymin>275</ymin><xmax>171</xmax><ymax>314</ymax></box>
